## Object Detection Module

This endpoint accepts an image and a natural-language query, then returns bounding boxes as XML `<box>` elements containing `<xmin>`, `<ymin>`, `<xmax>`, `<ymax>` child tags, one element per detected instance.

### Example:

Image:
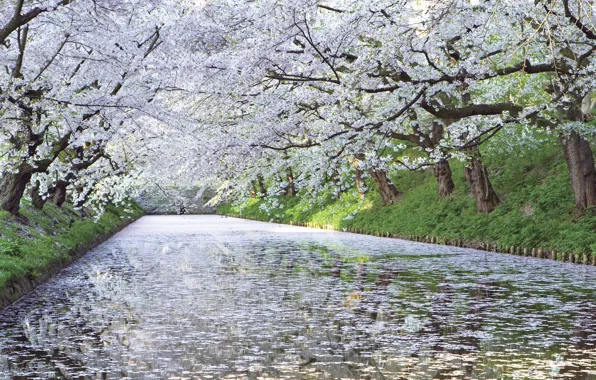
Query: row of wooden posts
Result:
<box><xmin>225</xmin><ymin>214</ymin><xmax>596</xmax><ymax>266</ymax></box>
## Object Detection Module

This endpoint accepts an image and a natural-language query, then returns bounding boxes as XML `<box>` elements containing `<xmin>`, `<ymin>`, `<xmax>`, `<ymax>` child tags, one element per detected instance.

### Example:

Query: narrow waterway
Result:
<box><xmin>0</xmin><ymin>215</ymin><xmax>595</xmax><ymax>379</ymax></box>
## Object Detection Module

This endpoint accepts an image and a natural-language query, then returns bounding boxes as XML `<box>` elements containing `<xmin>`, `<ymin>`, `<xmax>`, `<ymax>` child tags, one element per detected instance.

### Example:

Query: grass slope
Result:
<box><xmin>219</xmin><ymin>136</ymin><xmax>596</xmax><ymax>260</ymax></box>
<box><xmin>0</xmin><ymin>200</ymin><xmax>144</xmax><ymax>301</ymax></box>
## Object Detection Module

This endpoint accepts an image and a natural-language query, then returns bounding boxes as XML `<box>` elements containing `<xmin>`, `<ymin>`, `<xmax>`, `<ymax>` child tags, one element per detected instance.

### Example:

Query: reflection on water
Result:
<box><xmin>0</xmin><ymin>215</ymin><xmax>595</xmax><ymax>379</ymax></box>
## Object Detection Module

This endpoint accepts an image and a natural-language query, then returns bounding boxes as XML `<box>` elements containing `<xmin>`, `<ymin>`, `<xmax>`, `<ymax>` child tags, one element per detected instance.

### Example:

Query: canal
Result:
<box><xmin>0</xmin><ymin>216</ymin><xmax>595</xmax><ymax>379</ymax></box>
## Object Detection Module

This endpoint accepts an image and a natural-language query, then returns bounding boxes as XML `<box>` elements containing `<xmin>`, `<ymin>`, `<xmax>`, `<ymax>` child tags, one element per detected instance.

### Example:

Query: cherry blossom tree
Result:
<box><xmin>3</xmin><ymin>0</ymin><xmax>595</xmax><ymax>217</ymax></box>
<box><xmin>0</xmin><ymin>0</ymin><xmax>183</xmax><ymax>215</ymax></box>
<box><xmin>167</xmin><ymin>0</ymin><xmax>595</xmax><ymax>214</ymax></box>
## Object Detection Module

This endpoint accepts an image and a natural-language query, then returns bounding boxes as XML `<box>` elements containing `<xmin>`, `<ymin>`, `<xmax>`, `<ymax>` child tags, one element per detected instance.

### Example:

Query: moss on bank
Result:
<box><xmin>0</xmin><ymin>201</ymin><xmax>144</xmax><ymax>307</ymax></box>
<box><xmin>219</xmin><ymin>136</ymin><xmax>596</xmax><ymax>263</ymax></box>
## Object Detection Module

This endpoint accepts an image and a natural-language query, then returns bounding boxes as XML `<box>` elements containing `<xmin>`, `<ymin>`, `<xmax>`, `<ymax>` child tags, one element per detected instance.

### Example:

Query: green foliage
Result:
<box><xmin>0</xmin><ymin>241</ymin><xmax>20</xmax><ymax>257</ymax></box>
<box><xmin>0</xmin><ymin>200</ymin><xmax>144</xmax><ymax>291</ymax></box>
<box><xmin>220</xmin><ymin>134</ymin><xmax>596</xmax><ymax>258</ymax></box>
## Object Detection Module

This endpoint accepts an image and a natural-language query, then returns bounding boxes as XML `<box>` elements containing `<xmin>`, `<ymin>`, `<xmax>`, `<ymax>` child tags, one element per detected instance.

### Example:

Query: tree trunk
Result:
<box><xmin>53</xmin><ymin>180</ymin><xmax>68</xmax><ymax>208</ymax></box>
<box><xmin>464</xmin><ymin>157</ymin><xmax>500</xmax><ymax>213</ymax></box>
<box><xmin>30</xmin><ymin>180</ymin><xmax>47</xmax><ymax>210</ymax></box>
<box><xmin>250</xmin><ymin>181</ymin><xmax>257</xmax><ymax>199</ymax></box>
<box><xmin>257</xmin><ymin>175</ymin><xmax>267</xmax><ymax>197</ymax></box>
<box><xmin>434</xmin><ymin>159</ymin><xmax>455</xmax><ymax>200</ymax></box>
<box><xmin>330</xmin><ymin>169</ymin><xmax>343</xmax><ymax>200</ymax></box>
<box><xmin>349</xmin><ymin>156</ymin><xmax>368</xmax><ymax>199</ymax></box>
<box><xmin>0</xmin><ymin>170</ymin><xmax>33</xmax><ymax>215</ymax></box>
<box><xmin>354</xmin><ymin>167</ymin><xmax>368</xmax><ymax>199</ymax></box>
<box><xmin>560</xmin><ymin>130</ymin><xmax>596</xmax><ymax>213</ymax></box>
<box><xmin>286</xmin><ymin>169</ymin><xmax>296</xmax><ymax>198</ymax></box>
<box><xmin>368</xmin><ymin>169</ymin><xmax>401</xmax><ymax>205</ymax></box>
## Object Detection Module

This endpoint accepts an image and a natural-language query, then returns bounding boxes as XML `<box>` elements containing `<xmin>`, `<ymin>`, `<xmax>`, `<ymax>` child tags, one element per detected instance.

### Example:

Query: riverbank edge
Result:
<box><xmin>220</xmin><ymin>213</ymin><xmax>596</xmax><ymax>266</ymax></box>
<box><xmin>0</xmin><ymin>211</ymin><xmax>142</xmax><ymax>311</ymax></box>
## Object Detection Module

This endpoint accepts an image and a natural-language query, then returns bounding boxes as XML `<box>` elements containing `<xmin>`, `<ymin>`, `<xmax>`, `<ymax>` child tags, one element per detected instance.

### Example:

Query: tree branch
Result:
<box><xmin>317</xmin><ymin>4</ymin><xmax>344</xmax><ymax>13</ymax></box>
<box><xmin>0</xmin><ymin>0</ymin><xmax>75</xmax><ymax>45</ymax></box>
<box><xmin>561</xmin><ymin>0</ymin><xmax>596</xmax><ymax>40</ymax></box>
<box><xmin>420</xmin><ymin>101</ymin><xmax>523</xmax><ymax>119</ymax></box>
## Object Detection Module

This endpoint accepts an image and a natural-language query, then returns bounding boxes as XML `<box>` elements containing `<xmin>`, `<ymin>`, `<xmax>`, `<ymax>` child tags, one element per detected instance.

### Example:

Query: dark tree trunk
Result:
<box><xmin>560</xmin><ymin>130</ymin><xmax>596</xmax><ymax>213</ymax></box>
<box><xmin>53</xmin><ymin>180</ymin><xmax>68</xmax><ymax>208</ymax></box>
<box><xmin>286</xmin><ymin>169</ymin><xmax>296</xmax><ymax>198</ymax></box>
<box><xmin>434</xmin><ymin>159</ymin><xmax>455</xmax><ymax>200</ymax></box>
<box><xmin>368</xmin><ymin>169</ymin><xmax>401</xmax><ymax>205</ymax></box>
<box><xmin>0</xmin><ymin>170</ymin><xmax>33</xmax><ymax>215</ymax></box>
<box><xmin>0</xmin><ymin>126</ymin><xmax>71</xmax><ymax>215</ymax></box>
<box><xmin>464</xmin><ymin>157</ymin><xmax>500</xmax><ymax>213</ymax></box>
<box><xmin>257</xmin><ymin>175</ymin><xmax>267</xmax><ymax>197</ymax></box>
<box><xmin>30</xmin><ymin>180</ymin><xmax>47</xmax><ymax>210</ymax></box>
<box><xmin>331</xmin><ymin>169</ymin><xmax>342</xmax><ymax>200</ymax></box>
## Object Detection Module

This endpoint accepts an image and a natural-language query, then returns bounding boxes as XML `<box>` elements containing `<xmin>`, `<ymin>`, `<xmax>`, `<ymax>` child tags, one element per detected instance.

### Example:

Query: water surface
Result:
<box><xmin>0</xmin><ymin>216</ymin><xmax>595</xmax><ymax>379</ymax></box>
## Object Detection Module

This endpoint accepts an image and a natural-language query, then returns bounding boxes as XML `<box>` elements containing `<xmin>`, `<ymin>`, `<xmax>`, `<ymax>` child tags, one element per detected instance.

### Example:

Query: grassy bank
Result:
<box><xmin>219</xmin><ymin>135</ymin><xmax>596</xmax><ymax>264</ymax></box>
<box><xmin>0</xmin><ymin>201</ymin><xmax>144</xmax><ymax>308</ymax></box>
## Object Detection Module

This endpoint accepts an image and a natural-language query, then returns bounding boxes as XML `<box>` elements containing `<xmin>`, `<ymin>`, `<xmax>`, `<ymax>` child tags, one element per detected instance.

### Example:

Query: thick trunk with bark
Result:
<box><xmin>561</xmin><ymin>130</ymin><xmax>596</xmax><ymax>213</ymax></box>
<box><xmin>434</xmin><ymin>159</ymin><xmax>455</xmax><ymax>200</ymax></box>
<box><xmin>30</xmin><ymin>180</ymin><xmax>47</xmax><ymax>210</ymax></box>
<box><xmin>368</xmin><ymin>169</ymin><xmax>401</xmax><ymax>205</ymax></box>
<box><xmin>464</xmin><ymin>158</ymin><xmax>500</xmax><ymax>213</ymax></box>
<box><xmin>0</xmin><ymin>170</ymin><xmax>33</xmax><ymax>215</ymax></box>
<box><xmin>0</xmin><ymin>127</ymin><xmax>72</xmax><ymax>214</ymax></box>
<box><xmin>53</xmin><ymin>180</ymin><xmax>68</xmax><ymax>207</ymax></box>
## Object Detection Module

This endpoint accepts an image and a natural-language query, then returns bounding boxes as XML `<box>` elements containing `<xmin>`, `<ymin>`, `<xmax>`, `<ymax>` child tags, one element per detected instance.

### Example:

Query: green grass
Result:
<box><xmin>219</xmin><ymin>135</ymin><xmax>596</xmax><ymax>258</ymax></box>
<box><xmin>0</xmin><ymin>200</ymin><xmax>144</xmax><ymax>293</ymax></box>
